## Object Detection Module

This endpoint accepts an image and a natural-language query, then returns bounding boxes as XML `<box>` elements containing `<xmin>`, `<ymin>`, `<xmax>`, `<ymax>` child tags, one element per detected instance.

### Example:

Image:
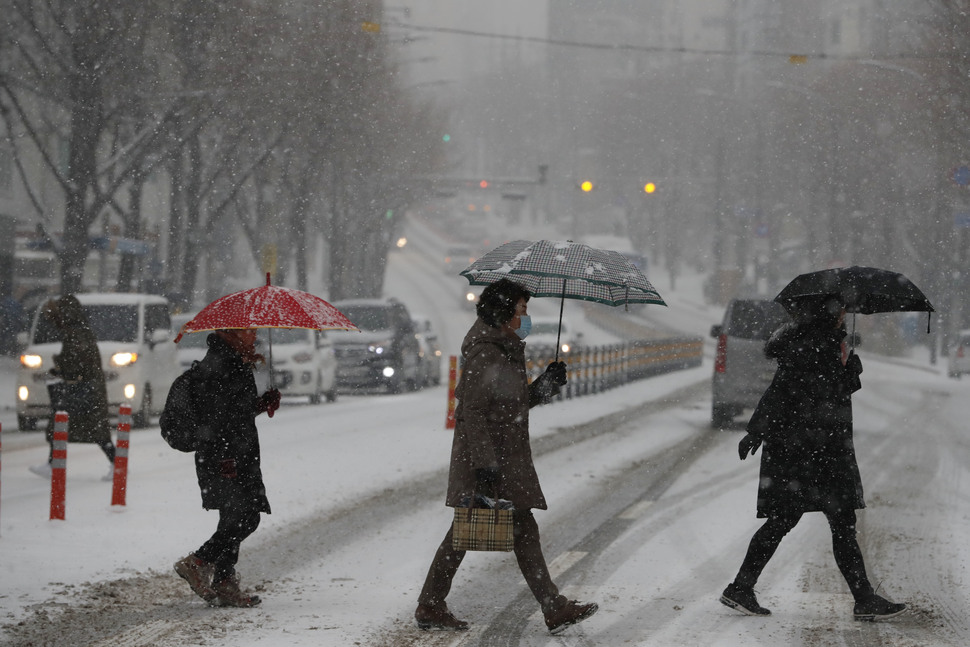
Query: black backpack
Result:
<box><xmin>160</xmin><ymin>362</ymin><xmax>204</xmax><ymax>452</ymax></box>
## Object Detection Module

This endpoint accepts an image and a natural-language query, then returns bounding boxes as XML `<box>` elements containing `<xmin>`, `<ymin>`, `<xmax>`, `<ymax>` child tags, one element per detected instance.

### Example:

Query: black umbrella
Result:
<box><xmin>774</xmin><ymin>266</ymin><xmax>934</xmax><ymax>336</ymax></box>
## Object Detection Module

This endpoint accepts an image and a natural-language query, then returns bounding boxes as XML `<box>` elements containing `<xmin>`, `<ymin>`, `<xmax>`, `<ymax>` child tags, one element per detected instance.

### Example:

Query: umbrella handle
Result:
<box><xmin>268</xmin><ymin>328</ymin><xmax>275</xmax><ymax>389</ymax></box>
<box><xmin>555</xmin><ymin>278</ymin><xmax>566</xmax><ymax>363</ymax></box>
<box><xmin>851</xmin><ymin>313</ymin><xmax>856</xmax><ymax>353</ymax></box>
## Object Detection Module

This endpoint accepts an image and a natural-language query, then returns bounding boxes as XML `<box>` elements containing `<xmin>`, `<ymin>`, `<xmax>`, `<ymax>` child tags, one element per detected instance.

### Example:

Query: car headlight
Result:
<box><xmin>111</xmin><ymin>352</ymin><xmax>138</xmax><ymax>367</ymax></box>
<box><xmin>368</xmin><ymin>341</ymin><xmax>391</xmax><ymax>355</ymax></box>
<box><xmin>20</xmin><ymin>354</ymin><xmax>43</xmax><ymax>369</ymax></box>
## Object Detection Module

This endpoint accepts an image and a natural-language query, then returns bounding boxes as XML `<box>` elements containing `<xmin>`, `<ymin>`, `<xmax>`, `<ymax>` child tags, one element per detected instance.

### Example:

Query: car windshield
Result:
<box><xmin>339</xmin><ymin>306</ymin><xmax>391</xmax><ymax>331</ymax></box>
<box><xmin>727</xmin><ymin>301</ymin><xmax>791</xmax><ymax>340</ymax></box>
<box><xmin>32</xmin><ymin>304</ymin><xmax>139</xmax><ymax>344</ymax></box>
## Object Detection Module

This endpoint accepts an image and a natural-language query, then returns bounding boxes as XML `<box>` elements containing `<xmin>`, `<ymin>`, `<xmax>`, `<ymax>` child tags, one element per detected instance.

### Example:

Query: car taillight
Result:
<box><xmin>958</xmin><ymin>345</ymin><xmax>965</xmax><ymax>359</ymax></box>
<box><xmin>714</xmin><ymin>334</ymin><xmax>727</xmax><ymax>373</ymax></box>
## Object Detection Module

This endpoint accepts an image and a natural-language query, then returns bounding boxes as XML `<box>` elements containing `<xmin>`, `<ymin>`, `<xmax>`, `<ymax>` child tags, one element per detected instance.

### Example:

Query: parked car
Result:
<box><xmin>526</xmin><ymin>316</ymin><xmax>583</xmax><ymax>357</ymax></box>
<box><xmin>171</xmin><ymin>313</ymin><xmax>208</xmax><ymax>371</ymax></box>
<box><xmin>331</xmin><ymin>298</ymin><xmax>423</xmax><ymax>393</ymax></box>
<box><xmin>948</xmin><ymin>329</ymin><xmax>970</xmax><ymax>379</ymax></box>
<box><xmin>257</xmin><ymin>328</ymin><xmax>338</xmax><ymax>404</ymax></box>
<box><xmin>17</xmin><ymin>293</ymin><xmax>178</xmax><ymax>429</ymax></box>
<box><xmin>412</xmin><ymin>315</ymin><xmax>442</xmax><ymax>386</ymax></box>
<box><xmin>710</xmin><ymin>298</ymin><xmax>791</xmax><ymax>428</ymax></box>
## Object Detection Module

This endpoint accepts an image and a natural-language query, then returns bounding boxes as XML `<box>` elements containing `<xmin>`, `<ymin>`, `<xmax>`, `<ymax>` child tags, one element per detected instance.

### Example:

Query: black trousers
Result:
<box><xmin>196</xmin><ymin>506</ymin><xmax>261</xmax><ymax>583</ymax></box>
<box><xmin>734</xmin><ymin>508</ymin><xmax>874</xmax><ymax>601</ymax></box>
<box><xmin>418</xmin><ymin>509</ymin><xmax>567</xmax><ymax>615</ymax></box>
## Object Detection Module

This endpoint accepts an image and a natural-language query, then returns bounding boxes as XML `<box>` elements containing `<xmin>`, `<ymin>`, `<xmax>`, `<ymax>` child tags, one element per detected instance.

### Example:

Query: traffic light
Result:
<box><xmin>643</xmin><ymin>182</ymin><xmax>656</xmax><ymax>194</ymax></box>
<box><xmin>442</xmin><ymin>134</ymin><xmax>451</xmax><ymax>142</ymax></box>
<box><xmin>580</xmin><ymin>180</ymin><xmax>594</xmax><ymax>192</ymax></box>
<box><xmin>479</xmin><ymin>180</ymin><xmax>489</xmax><ymax>188</ymax></box>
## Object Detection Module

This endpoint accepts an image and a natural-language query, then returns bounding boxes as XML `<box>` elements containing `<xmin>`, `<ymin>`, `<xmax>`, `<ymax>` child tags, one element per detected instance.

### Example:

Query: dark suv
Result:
<box><xmin>710</xmin><ymin>299</ymin><xmax>791</xmax><ymax>428</ymax></box>
<box><xmin>331</xmin><ymin>299</ymin><xmax>422</xmax><ymax>393</ymax></box>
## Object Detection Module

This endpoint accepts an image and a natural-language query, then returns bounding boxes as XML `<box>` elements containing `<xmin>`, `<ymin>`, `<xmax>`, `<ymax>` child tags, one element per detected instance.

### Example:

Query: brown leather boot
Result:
<box><xmin>174</xmin><ymin>553</ymin><xmax>216</xmax><ymax>602</ymax></box>
<box><xmin>544</xmin><ymin>600</ymin><xmax>598</xmax><ymax>634</ymax></box>
<box><xmin>212</xmin><ymin>574</ymin><xmax>261</xmax><ymax>608</ymax></box>
<box><xmin>414</xmin><ymin>604</ymin><xmax>469</xmax><ymax>631</ymax></box>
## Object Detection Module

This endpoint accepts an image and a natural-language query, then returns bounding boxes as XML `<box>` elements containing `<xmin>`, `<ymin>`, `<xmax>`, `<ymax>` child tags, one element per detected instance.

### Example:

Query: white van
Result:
<box><xmin>17</xmin><ymin>293</ymin><xmax>178</xmax><ymax>429</ymax></box>
<box><xmin>255</xmin><ymin>328</ymin><xmax>338</xmax><ymax>404</ymax></box>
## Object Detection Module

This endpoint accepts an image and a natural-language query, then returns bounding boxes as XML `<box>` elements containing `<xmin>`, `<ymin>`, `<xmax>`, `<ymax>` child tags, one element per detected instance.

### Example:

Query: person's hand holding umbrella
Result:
<box><xmin>256</xmin><ymin>388</ymin><xmax>282</xmax><ymax>418</ymax></box>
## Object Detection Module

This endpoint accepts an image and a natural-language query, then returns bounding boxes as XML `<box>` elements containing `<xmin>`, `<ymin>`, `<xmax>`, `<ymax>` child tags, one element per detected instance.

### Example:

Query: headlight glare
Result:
<box><xmin>21</xmin><ymin>354</ymin><xmax>43</xmax><ymax>369</ymax></box>
<box><xmin>111</xmin><ymin>352</ymin><xmax>138</xmax><ymax>367</ymax></box>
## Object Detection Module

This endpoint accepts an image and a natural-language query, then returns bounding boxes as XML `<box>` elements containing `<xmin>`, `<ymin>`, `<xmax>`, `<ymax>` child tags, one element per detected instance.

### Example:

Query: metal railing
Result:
<box><xmin>524</xmin><ymin>337</ymin><xmax>703</xmax><ymax>399</ymax></box>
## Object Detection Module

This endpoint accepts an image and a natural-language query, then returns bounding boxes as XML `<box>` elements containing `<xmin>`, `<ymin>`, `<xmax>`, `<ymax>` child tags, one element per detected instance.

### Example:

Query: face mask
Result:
<box><xmin>514</xmin><ymin>315</ymin><xmax>532</xmax><ymax>339</ymax></box>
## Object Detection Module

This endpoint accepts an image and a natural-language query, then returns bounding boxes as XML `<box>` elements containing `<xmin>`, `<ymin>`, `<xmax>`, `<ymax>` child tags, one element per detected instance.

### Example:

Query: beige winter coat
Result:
<box><xmin>445</xmin><ymin>318</ymin><xmax>553</xmax><ymax>510</ymax></box>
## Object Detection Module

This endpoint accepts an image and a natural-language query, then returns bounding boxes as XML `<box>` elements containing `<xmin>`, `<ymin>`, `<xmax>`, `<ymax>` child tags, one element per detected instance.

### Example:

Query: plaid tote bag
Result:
<box><xmin>451</xmin><ymin>507</ymin><xmax>514</xmax><ymax>552</ymax></box>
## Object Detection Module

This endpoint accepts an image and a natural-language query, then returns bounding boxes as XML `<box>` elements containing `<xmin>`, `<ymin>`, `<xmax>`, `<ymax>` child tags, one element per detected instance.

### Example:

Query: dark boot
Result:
<box><xmin>414</xmin><ymin>604</ymin><xmax>469</xmax><ymax>631</ymax></box>
<box><xmin>174</xmin><ymin>553</ymin><xmax>216</xmax><ymax>602</ymax></box>
<box><xmin>544</xmin><ymin>600</ymin><xmax>598</xmax><ymax>635</ymax></box>
<box><xmin>853</xmin><ymin>594</ymin><xmax>906</xmax><ymax>621</ymax></box>
<box><xmin>212</xmin><ymin>574</ymin><xmax>261</xmax><ymax>608</ymax></box>
<box><xmin>720</xmin><ymin>583</ymin><xmax>771</xmax><ymax>616</ymax></box>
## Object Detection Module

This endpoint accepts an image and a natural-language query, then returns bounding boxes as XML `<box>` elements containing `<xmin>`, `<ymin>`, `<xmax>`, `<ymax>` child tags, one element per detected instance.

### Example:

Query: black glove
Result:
<box><xmin>475</xmin><ymin>467</ymin><xmax>499</xmax><ymax>499</ymax></box>
<box><xmin>738</xmin><ymin>434</ymin><xmax>762</xmax><ymax>460</ymax></box>
<box><xmin>544</xmin><ymin>361</ymin><xmax>568</xmax><ymax>386</ymax></box>
<box><xmin>256</xmin><ymin>388</ymin><xmax>282</xmax><ymax>417</ymax></box>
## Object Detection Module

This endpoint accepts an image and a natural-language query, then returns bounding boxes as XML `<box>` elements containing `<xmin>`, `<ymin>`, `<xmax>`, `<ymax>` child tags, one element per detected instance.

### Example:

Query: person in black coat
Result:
<box><xmin>174</xmin><ymin>329</ymin><xmax>280</xmax><ymax>608</ymax></box>
<box><xmin>720</xmin><ymin>297</ymin><xmax>907</xmax><ymax>622</ymax></box>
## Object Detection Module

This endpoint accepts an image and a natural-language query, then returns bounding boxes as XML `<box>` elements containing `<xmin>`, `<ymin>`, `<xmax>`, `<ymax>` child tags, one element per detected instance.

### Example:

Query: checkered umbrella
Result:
<box><xmin>460</xmin><ymin>240</ymin><xmax>666</xmax><ymax>358</ymax></box>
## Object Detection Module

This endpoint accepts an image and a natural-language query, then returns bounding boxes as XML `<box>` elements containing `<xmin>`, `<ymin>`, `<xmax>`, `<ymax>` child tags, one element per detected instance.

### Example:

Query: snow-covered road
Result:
<box><xmin>1</xmin><ymin>220</ymin><xmax>967</xmax><ymax>646</ymax></box>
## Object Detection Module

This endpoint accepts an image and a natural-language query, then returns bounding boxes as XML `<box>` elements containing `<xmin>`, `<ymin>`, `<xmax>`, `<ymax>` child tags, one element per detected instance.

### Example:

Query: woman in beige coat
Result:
<box><xmin>415</xmin><ymin>279</ymin><xmax>598</xmax><ymax>635</ymax></box>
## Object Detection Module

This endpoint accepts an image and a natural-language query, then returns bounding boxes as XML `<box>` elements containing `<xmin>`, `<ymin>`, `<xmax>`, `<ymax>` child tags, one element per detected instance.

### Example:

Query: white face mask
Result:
<box><xmin>514</xmin><ymin>315</ymin><xmax>532</xmax><ymax>339</ymax></box>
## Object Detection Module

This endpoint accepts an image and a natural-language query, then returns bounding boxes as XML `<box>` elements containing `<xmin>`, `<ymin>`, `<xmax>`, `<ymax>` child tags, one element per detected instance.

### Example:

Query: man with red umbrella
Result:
<box><xmin>174</xmin><ymin>328</ymin><xmax>281</xmax><ymax>607</ymax></box>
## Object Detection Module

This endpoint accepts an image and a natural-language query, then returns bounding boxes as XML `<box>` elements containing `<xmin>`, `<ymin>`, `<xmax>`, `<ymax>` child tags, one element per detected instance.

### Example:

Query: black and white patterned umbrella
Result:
<box><xmin>460</xmin><ymin>239</ymin><xmax>665</xmax><ymax>307</ymax></box>
<box><xmin>460</xmin><ymin>240</ymin><xmax>666</xmax><ymax>358</ymax></box>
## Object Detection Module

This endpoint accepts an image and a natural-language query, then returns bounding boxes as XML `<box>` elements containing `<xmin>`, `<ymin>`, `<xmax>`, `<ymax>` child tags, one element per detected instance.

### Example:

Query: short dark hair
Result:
<box><xmin>476</xmin><ymin>279</ymin><xmax>530</xmax><ymax>328</ymax></box>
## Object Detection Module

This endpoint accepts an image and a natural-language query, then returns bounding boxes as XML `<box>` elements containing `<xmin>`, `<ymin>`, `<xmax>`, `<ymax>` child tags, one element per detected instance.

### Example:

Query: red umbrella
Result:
<box><xmin>174</xmin><ymin>274</ymin><xmax>358</xmax><ymax>342</ymax></box>
<box><xmin>174</xmin><ymin>274</ymin><xmax>358</xmax><ymax>388</ymax></box>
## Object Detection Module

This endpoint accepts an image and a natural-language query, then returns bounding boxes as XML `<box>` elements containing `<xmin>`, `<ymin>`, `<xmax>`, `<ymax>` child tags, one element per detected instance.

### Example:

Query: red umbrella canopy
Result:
<box><xmin>174</xmin><ymin>274</ymin><xmax>358</xmax><ymax>342</ymax></box>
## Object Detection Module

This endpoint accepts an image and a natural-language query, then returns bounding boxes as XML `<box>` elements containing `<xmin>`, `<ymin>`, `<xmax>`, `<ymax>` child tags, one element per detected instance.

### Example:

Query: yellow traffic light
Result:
<box><xmin>643</xmin><ymin>182</ymin><xmax>656</xmax><ymax>194</ymax></box>
<box><xmin>580</xmin><ymin>180</ymin><xmax>594</xmax><ymax>192</ymax></box>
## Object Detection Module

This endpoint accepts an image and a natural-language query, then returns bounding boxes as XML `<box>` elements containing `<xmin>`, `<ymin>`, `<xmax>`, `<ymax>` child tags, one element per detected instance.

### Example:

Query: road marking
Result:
<box><xmin>548</xmin><ymin>550</ymin><xmax>588</xmax><ymax>579</ymax></box>
<box><xmin>618</xmin><ymin>499</ymin><xmax>654</xmax><ymax>520</ymax></box>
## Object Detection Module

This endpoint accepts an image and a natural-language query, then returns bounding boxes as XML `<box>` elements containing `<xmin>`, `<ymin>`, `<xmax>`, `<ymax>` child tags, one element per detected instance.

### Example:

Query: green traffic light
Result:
<box><xmin>442</xmin><ymin>134</ymin><xmax>451</xmax><ymax>142</ymax></box>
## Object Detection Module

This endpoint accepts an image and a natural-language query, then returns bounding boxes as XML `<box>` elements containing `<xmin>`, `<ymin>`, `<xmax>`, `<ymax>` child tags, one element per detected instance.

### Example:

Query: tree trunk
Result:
<box><xmin>179</xmin><ymin>133</ymin><xmax>205</xmax><ymax>302</ymax></box>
